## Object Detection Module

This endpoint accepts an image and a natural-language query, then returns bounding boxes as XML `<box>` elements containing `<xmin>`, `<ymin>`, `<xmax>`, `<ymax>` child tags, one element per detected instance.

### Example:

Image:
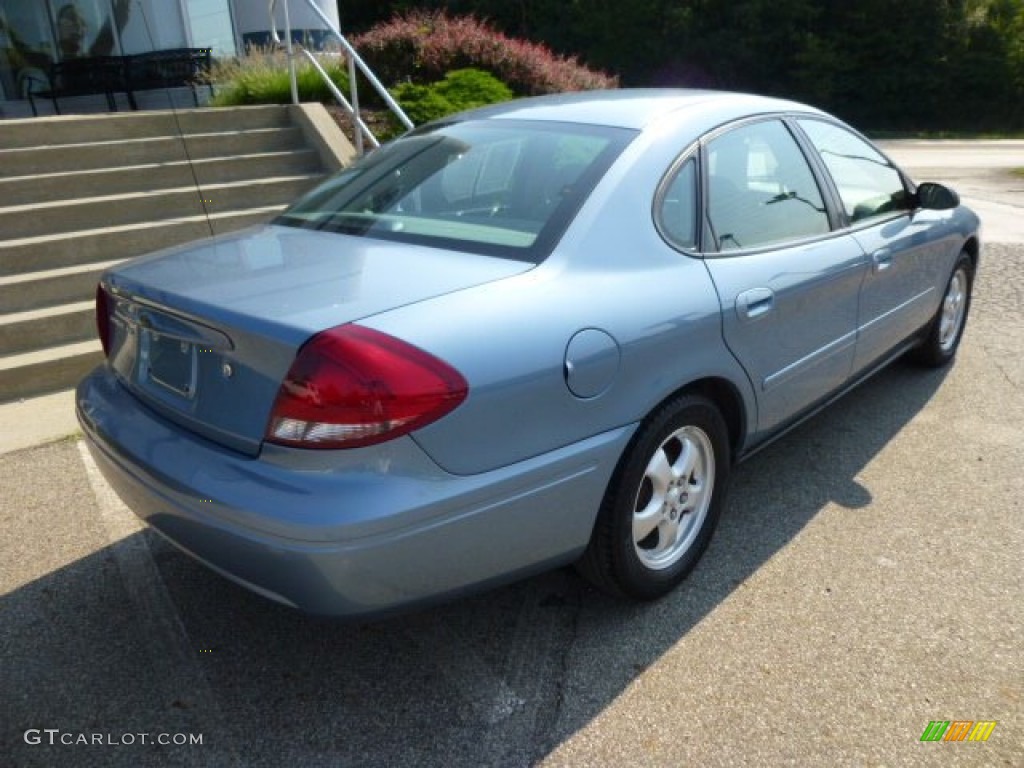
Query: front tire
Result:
<box><xmin>577</xmin><ymin>393</ymin><xmax>730</xmax><ymax>600</ymax></box>
<box><xmin>911</xmin><ymin>251</ymin><xmax>973</xmax><ymax>367</ymax></box>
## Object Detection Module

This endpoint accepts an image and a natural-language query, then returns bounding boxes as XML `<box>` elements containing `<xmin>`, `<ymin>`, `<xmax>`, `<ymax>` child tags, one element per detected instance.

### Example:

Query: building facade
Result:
<box><xmin>0</xmin><ymin>0</ymin><xmax>339</xmax><ymax>108</ymax></box>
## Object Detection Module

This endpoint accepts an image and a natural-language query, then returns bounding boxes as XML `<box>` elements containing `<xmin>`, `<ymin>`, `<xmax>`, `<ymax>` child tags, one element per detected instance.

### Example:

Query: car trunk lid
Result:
<box><xmin>101</xmin><ymin>225</ymin><xmax>532</xmax><ymax>455</ymax></box>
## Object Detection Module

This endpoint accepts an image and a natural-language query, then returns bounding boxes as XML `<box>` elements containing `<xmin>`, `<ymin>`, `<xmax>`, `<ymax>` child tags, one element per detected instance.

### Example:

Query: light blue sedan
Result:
<box><xmin>77</xmin><ymin>90</ymin><xmax>979</xmax><ymax>617</ymax></box>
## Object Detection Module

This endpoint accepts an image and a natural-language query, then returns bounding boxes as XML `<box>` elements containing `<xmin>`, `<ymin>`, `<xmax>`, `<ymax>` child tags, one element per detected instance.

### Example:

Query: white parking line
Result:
<box><xmin>77</xmin><ymin>441</ymin><xmax>241</xmax><ymax>765</ymax></box>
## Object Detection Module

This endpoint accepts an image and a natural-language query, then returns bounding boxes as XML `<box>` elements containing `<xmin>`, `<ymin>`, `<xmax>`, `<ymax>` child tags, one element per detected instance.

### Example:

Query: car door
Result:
<box><xmin>795</xmin><ymin>119</ymin><xmax>948</xmax><ymax>372</ymax></box>
<box><xmin>697</xmin><ymin>118</ymin><xmax>868</xmax><ymax>435</ymax></box>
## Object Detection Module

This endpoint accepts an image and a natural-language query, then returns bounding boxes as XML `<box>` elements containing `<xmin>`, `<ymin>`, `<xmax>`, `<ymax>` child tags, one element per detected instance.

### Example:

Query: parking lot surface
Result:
<box><xmin>1</xmin><ymin>144</ymin><xmax>1021</xmax><ymax>767</ymax></box>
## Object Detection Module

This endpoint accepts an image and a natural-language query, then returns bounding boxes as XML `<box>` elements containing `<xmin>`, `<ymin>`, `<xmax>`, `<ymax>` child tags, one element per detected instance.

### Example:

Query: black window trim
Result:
<box><xmin>788</xmin><ymin>115</ymin><xmax>917</xmax><ymax>234</ymax></box>
<box><xmin>692</xmin><ymin>113</ymin><xmax>843</xmax><ymax>258</ymax></box>
<box><xmin>655</xmin><ymin>111</ymin><xmax>922</xmax><ymax>260</ymax></box>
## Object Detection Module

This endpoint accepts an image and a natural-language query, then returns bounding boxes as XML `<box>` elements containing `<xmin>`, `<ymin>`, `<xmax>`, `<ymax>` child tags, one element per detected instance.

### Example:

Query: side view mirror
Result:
<box><xmin>916</xmin><ymin>181</ymin><xmax>960</xmax><ymax>210</ymax></box>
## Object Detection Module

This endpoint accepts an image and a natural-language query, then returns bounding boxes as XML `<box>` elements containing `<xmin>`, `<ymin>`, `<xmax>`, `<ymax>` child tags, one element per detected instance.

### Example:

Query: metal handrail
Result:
<box><xmin>268</xmin><ymin>0</ymin><xmax>413</xmax><ymax>154</ymax></box>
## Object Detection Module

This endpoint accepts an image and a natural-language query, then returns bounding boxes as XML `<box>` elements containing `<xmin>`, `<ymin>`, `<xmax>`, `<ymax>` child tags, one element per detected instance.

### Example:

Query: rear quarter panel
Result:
<box><xmin>363</xmin><ymin>117</ymin><xmax>758</xmax><ymax>476</ymax></box>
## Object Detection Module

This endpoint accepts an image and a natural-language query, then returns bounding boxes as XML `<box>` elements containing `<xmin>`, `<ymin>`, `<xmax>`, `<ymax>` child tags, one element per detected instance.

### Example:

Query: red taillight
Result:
<box><xmin>96</xmin><ymin>284</ymin><xmax>112</xmax><ymax>357</ymax></box>
<box><xmin>265</xmin><ymin>325</ymin><xmax>468</xmax><ymax>449</ymax></box>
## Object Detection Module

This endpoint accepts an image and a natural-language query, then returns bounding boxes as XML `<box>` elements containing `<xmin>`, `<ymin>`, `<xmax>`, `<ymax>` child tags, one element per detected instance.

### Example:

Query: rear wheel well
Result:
<box><xmin>679</xmin><ymin>377</ymin><xmax>746</xmax><ymax>462</ymax></box>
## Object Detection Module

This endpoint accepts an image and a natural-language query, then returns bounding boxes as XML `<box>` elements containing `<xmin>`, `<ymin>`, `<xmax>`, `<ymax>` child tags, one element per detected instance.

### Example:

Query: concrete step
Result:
<box><xmin>0</xmin><ymin>339</ymin><xmax>102</xmax><ymax>404</ymax></box>
<box><xmin>0</xmin><ymin>126</ymin><xmax>307</xmax><ymax>177</ymax></box>
<box><xmin>0</xmin><ymin>105</ymin><xmax>293</xmax><ymax>149</ymax></box>
<box><xmin>0</xmin><ymin>259</ymin><xmax>123</xmax><ymax>314</ymax></box>
<box><xmin>0</xmin><ymin>204</ymin><xmax>288</xmax><ymax>307</ymax></box>
<box><xmin>0</xmin><ymin>207</ymin><xmax>283</xmax><ymax>277</ymax></box>
<box><xmin>0</xmin><ymin>149</ymin><xmax>321</xmax><ymax>207</ymax></box>
<box><xmin>0</xmin><ymin>301</ymin><xmax>95</xmax><ymax>356</ymax></box>
<box><xmin>154</xmin><ymin>105</ymin><xmax>295</xmax><ymax>135</ymax></box>
<box><xmin>0</xmin><ymin>390</ymin><xmax>79</xmax><ymax>455</ymax></box>
<box><xmin>0</xmin><ymin>208</ymin><xmax>282</xmax><ymax>278</ymax></box>
<box><xmin>0</xmin><ymin>175</ymin><xmax>322</xmax><ymax>240</ymax></box>
<box><xmin>0</xmin><ymin>104</ymin><xmax>347</xmax><ymax>406</ymax></box>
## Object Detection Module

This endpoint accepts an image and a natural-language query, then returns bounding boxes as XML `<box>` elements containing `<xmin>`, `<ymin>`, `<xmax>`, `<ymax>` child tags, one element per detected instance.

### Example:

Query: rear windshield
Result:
<box><xmin>275</xmin><ymin>119</ymin><xmax>636</xmax><ymax>262</ymax></box>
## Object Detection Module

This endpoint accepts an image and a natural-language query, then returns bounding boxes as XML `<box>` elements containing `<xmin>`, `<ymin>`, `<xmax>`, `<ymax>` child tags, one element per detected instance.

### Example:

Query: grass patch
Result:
<box><xmin>1011</xmin><ymin>168</ymin><xmax>1024</xmax><ymax>178</ymax></box>
<box><xmin>209</xmin><ymin>49</ymin><xmax>350</xmax><ymax>106</ymax></box>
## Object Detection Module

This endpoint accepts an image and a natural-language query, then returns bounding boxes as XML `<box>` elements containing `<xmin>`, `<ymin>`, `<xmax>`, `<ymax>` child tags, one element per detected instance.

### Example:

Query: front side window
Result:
<box><xmin>706</xmin><ymin>120</ymin><xmax>830</xmax><ymax>251</ymax></box>
<box><xmin>276</xmin><ymin>120</ymin><xmax>635</xmax><ymax>262</ymax></box>
<box><xmin>798</xmin><ymin>119</ymin><xmax>910</xmax><ymax>224</ymax></box>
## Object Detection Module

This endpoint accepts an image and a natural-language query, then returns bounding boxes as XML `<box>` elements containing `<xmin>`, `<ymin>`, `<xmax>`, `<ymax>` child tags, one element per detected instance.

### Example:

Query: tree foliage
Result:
<box><xmin>339</xmin><ymin>0</ymin><xmax>1024</xmax><ymax>131</ymax></box>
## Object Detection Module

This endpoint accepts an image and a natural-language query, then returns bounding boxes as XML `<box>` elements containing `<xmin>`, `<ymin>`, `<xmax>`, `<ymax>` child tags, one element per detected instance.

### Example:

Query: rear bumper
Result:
<box><xmin>76</xmin><ymin>366</ymin><xmax>632</xmax><ymax>617</ymax></box>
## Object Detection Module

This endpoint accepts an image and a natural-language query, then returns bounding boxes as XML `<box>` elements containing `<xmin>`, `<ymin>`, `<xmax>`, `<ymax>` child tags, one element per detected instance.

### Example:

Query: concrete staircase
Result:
<box><xmin>0</xmin><ymin>105</ymin><xmax>347</xmax><ymax>404</ymax></box>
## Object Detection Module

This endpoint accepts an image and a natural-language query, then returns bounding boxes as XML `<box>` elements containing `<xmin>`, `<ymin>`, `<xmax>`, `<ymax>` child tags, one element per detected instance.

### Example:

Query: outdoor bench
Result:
<box><xmin>27</xmin><ymin>48</ymin><xmax>213</xmax><ymax>116</ymax></box>
<box><xmin>27</xmin><ymin>56</ymin><xmax>124</xmax><ymax>115</ymax></box>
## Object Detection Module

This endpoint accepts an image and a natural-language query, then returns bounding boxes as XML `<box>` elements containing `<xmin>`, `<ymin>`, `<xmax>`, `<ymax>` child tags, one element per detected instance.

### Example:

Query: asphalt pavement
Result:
<box><xmin>1</xmin><ymin>144</ymin><xmax>1021</xmax><ymax>767</ymax></box>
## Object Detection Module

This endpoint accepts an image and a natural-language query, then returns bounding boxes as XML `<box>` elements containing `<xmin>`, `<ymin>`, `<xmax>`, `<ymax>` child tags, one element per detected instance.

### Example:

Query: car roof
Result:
<box><xmin>449</xmin><ymin>89</ymin><xmax>825</xmax><ymax>131</ymax></box>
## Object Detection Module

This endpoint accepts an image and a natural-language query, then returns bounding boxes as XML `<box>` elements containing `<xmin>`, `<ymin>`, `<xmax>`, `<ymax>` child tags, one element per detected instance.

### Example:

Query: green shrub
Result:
<box><xmin>353</xmin><ymin>11</ymin><xmax>617</xmax><ymax>96</ymax></box>
<box><xmin>209</xmin><ymin>50</ymin><xmax>350</xmax><ymax>106</ymax></box>
<box><xmin>392</xmin><ymin>68</ymin><xmax>513</xmax><ymax>124</ymax></box>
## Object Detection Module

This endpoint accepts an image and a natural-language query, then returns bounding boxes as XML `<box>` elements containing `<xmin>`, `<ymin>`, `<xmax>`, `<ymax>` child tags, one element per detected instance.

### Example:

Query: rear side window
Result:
<box><xmin>275</xmin><ymin>120</ymin><xmax>635</xmax><ymax>262</ymax></box>
<box><xmin>706</xmin><ymin>120</ymin><xmax>830</xmax><ymax>251</ymax></box>
<box><xmin>657</xmin><ymin>157</ymin><xmax>698</xmax><ymax>250</ymax></box>
<box><xmin>798</xmin><ymin>119</ymin><xmax>910</xmax><ymax>224</ymax></box>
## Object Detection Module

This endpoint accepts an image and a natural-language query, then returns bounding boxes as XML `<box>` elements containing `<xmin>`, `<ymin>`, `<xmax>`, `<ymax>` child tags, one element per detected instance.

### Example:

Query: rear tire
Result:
<box><xmin>911</xmin><ymin>251</ymin><xmax>973</xmax><ymax>367</ymax></box>
<box><xmin>577</xmin><ymin>393</ymin><xmax>730</xmax><ymax>600</ymax></box>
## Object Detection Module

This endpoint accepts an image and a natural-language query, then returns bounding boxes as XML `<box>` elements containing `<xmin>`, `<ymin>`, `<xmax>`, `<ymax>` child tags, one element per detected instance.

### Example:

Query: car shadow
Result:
<box><xmin>2</xmin><ymin>359</ymin><xmax>949</xmax><ymax>767</ymax></box>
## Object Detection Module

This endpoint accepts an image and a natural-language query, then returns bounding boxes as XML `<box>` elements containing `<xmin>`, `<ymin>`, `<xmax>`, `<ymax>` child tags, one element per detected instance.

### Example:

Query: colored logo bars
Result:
<box><xmin>920</xmin><ymin>721</ymin><xmax>997</xmax><ymax>742</ymax></box>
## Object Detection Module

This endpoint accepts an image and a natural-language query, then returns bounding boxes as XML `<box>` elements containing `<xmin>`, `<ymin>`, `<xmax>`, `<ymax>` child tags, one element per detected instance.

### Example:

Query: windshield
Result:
<box><xmin>275</xmin><ymin>119</ymin><xmax>636</xmax><ymax>262</ymax></box>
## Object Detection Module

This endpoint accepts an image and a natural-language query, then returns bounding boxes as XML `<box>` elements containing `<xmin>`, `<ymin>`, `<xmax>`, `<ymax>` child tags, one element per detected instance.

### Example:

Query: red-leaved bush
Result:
<box><xmin>352</xmin><ymin>11</ymin><xmax>618</xmax><ymax>95</ymax></box>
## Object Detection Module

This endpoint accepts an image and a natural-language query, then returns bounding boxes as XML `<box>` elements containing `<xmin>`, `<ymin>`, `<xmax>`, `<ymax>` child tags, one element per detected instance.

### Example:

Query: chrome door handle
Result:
<box><xmin>872</xmin><ymin>248</ymin><xmax>893</xmax><ymax>272</ymax></box>
<box><xmin>736</xmin><ymin>287</ymin><xmax>775</xmax><ymax>320</ymax></box>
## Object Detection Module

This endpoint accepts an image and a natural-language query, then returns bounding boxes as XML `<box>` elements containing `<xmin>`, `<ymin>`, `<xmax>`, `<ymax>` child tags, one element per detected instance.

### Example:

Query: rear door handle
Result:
<box><xmin>736</xmin><ymin>287</ymin><xmax>775</xmax><ymax>321</ymax></box>
<box><xmin>872</xmin><ymin>248</ymin><xmax>893</xmax><ymax>272</ymax></box>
